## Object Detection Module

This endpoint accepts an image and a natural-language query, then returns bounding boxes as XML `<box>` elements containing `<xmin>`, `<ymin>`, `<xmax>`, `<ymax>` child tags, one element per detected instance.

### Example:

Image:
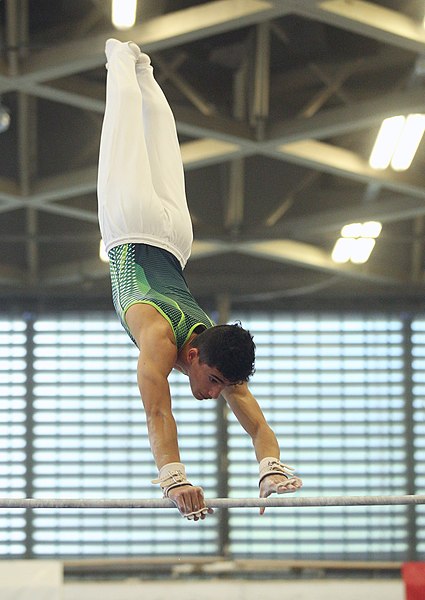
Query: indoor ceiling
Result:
<box><xmin>0</xmin><ymin>0</ymin><xmax>425</xmax><ymax>312</ymax></box>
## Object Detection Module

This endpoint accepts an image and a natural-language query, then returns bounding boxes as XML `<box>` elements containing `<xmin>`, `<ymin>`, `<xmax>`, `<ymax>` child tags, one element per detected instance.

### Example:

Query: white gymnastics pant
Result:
<box><xmin>97</xmin><ymin>40</ymin><xmax>193</xmax><ymax>269</ymax></box>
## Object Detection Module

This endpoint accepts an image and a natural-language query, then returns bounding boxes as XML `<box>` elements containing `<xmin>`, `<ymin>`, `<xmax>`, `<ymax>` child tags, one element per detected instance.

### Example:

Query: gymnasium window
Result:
<box><xmin>228</xmin><ymin>313</ymin><xmax>407</xmax><ymax>560</ymax></box>
<box><xmin>0</xmin><ymin>311</ymin><xmax>420</xmax><ymax>559</ymax></box>
<box><xmin>411</xmin><ymin>317</ymin><xmax>425</xmax><ymax>557</ymax></box>
<box><xmin>30</xmin><ymin>316</ymin><xmax>218</xmax><ymax>557</ymax></box>
<box><xmin>0</xmin><ymin>319</ymin><xmax>27</xmax><ymax>556</ymax></box>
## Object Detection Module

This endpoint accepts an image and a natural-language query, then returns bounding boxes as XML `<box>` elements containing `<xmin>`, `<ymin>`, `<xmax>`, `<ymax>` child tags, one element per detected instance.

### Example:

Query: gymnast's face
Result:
<box><xmin>187</xmin><ymin>349</ymin><xmax>230</xmax><ymax>401</ymax></box>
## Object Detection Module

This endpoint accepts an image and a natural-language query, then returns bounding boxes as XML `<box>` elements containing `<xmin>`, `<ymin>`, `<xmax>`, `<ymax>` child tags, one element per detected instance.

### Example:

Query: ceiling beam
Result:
<box><xmin>20</xmin><ymin>45</ymin><xmax>414</xmax><ymax>125</ymax></box>
<box><xmin>0</xmin><ymin>0</ymin><xmax>293</xmax><ymax>92</ymax></box>
<box><xmin>40</xmin><ymin>240</ymin><xmax>232</xmax><ymax>287</ymax></box>
<box><xmin>175</xmin><ymin>105</ymin><xmax>255</xmax><ymax>146</ymax></box>
<box><xmin>23</xmin><ymin>67</ymin><xmax>423</xmax><ymax>151</ymax></box>
<box><xmin>267</xmin><ymin>87</ymin><xmax>425</xmax><ymax>144</ymax></box>
<box><xmin>24</xmin><ymin>81</ymin><xmax>105</xmax><ymax>113</ymax></box>
<box><xmin>271</xmin><ymin>140</ymin><xmax>425</xmax><ymax>199</ymax></box>
<box><xmin>30</xmin><ymin>167</ymin><xmax>98</xmax><ymax>203</ymax></box>
<box><xmin>191</xmin><ymin>240</ymin><xmax>234</xmax><ymax>259</ymax></box>
<box><xmin>175</xmin><ymin>94</ymin><xmax>425</xmax><ymax>201</ymax></box>
<box><xmin>26</xmin><ymin>77</ymin><xmax>424</xmax><ymax>150</ymax></box>
<box><xmin>1</xmin><ymin>0</ymin><xmax>421</xmax><ymax>98</ymax></box>
<box><xmin>271</xmin><ymin>47</ymin><xmax>414</xmax><ymax>100</ymax></box>
<box><xmin>1</xmin><ymin>138</ymin><xmax>424</xmax><ymax>224</ymax></box>
<box><xmin>32</xmin><ymin>203</ymin><xmax>98</xmax><ymax>223</ymax></box>
<box><xmin>39</xmin><ymin>233</ymin><xmax>411</xmax><ymax>289</ymax></box>
<box><xmin>0</xmin><ymin>177</ymin><xmax>21</xmax><ymax>202</ymax></box>
<box><xmin>41</xmin><ymin>257</ymin><xmax>109</xmax><ymax>287</ymax></box>
<box><xmin>293</xmin><ymin>0</ymin><xmax>425</xmax><ymax>54</ymax></box>
<box><xmin>268</xmin><ymin>196</ymin><xmax>425</xmax><ymax>237</ymax></box>
<box><xmin>237</xmin><ymin>239</ymin><xmax>408</xmax><ymax>286</ymax></box>
<box><xmin>0</xmin><ymin>133</ymin><xmax>424</xmax><ymax>227</ymax></box>
<box><xmin>0</xmin><ymin>137</ymin><xmax>246</xmax><ymax>220</ymax></box>
<box><xmin>181</xmin><ymin>139</ymin><xmax>243</xmax><ymax>169</ymax></box>
<box><xmin>1</xmin><ymin>81</ymin><xmax>424</xmax><ymax>224</ymax></box>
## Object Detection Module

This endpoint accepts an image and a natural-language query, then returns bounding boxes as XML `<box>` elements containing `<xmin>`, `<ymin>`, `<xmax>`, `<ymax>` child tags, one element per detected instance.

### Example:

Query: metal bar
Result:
<box><xmin>216</xmin><ymin>294</ymin><xmax>231</xmax><ymax>556</ymax></box>
<box><xmin>299</xmin><ymin>59</ymin><xmax>363</xmax><ymax>119</ymax></box>
<box><xmin>225</xmin><ymin>53</ymin><xmax>249</xmax><ymax>234</ymax></box>
<box><xmin>153</xmin><ymin>54</ymin><xmax>216</xmax><ymax>117</ymax></box>
<box><xmin>6</xmin><ymin>0</ymin><xmax>19</xmax><ymax>76</ymax></box>
<box><xmin>23</xmin><ymin>314</ymin><xmax>35</xmax><ymax>557</ymax></box>
<box><xmin>402</xmin><ymin>317</ymin><xmax>418</xmax><ymax>560</ymax></box>
<box><xmin>293</xmin><ymin>0</ymin><xmax>425</xmax><ymax>55</ymax></box>
<box><xmin>63</xmin><ymin>556</ymin><xmax>403</xmax><ymax>572</ymax></box>
<box><xmin>1</xmin><ymin>495</ymin><xmax>425</xmax><ymax>509</ymax></box>
<box><xmin>252</xmin><ymin>21</ymin><xmax>270</xmax><ymax>137</ymax></box>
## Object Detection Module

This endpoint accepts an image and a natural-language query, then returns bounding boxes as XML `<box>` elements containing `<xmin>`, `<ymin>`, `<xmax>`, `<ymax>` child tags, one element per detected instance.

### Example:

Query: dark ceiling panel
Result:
<box><xmin>0</xmin><ymin>0</ymin><xmax>424</xmax><ymax>309</ymax></box>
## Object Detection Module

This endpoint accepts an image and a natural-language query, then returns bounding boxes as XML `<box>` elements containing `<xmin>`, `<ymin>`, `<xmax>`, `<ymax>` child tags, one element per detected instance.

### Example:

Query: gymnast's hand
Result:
<box><xmin>168</xmin><ymin>484</ymin><xmax>214</xmax><ymax>521</ymax></box>
<box><xmin>259</xmin><ymin>474</ymin><xmax>303</xmax><ymax>515</ymax></box>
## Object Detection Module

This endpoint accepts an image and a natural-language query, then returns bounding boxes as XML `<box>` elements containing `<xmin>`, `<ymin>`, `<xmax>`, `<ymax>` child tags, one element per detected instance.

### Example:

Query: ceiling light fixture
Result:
<box><xmin>112</xmin><ymin>0</ymin><xmax>138</xmax><ymax>30</ymax></box>
<box><xmin>332</xmin><ymin>221</ymin><xmax>382</xmax><ymax>265</ymax></box>
<box><xmin>369</xmin><ymin>116</ymin><xmax>405</xmax><ymax>170</ymax></box>
<box><xmin>391</xmin><ymin>114</ymin><xmax>425</xmax><ymax>171</ymax></box>
<box><xmin>369</xmin><ymin>114</ymin><xmax>425</xmax><ymax>172</ymax></box>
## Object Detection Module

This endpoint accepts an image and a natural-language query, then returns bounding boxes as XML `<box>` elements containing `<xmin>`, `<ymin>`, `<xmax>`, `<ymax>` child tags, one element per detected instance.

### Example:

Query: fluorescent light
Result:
<box><xmin>341</xmin><ymin>222</ymin><xmax>362</xmax><ymax>238</ymax></box>
<box><xmin>333</xmin><ymin>221</ymin><xmax>382</xmax><ymax>264</ymax></box>
<box><xmin>340</xmin><ymin>221</ymin><xmax>382</xmax><ymax>239</ymax></box>
<box><xmin>350</xmin><ymin>238</ymin><xmax>375</xmax><ymax>264</ymax></box>
<box><xmin>332</xmin><ymin>237</ymin><xmax>354</xmax><ymax>263</ymax></box>
<box><xmin>391</xmin><ymin>113</ymin><xmax>425</xmax><ymax>171</ymax></box>
<box><xmin>361</xmin><ymin>221</ymin><xmax>382</xmax><ymax>238</ymax></box>
<box><xmin>112</xmin><ymin>0</ymin><xmax>137</xmax><ymax>30</ymax></box>
<box><xmin>99</xmin><ymin>240</ymin><xmax>109</xmax><ymax>263</ymax></box>
<box><xmin>369</xmin><ymin>115</ymin><xmax>405</xmax><ymax>170</ymax></box>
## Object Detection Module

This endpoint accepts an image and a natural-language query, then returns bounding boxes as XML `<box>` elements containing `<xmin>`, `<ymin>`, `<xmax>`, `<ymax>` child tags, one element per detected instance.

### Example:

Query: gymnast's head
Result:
<box><xmin>187</xmin><ymin>323</ymin><xmax>256</xmax><ymax>399</ymax></box>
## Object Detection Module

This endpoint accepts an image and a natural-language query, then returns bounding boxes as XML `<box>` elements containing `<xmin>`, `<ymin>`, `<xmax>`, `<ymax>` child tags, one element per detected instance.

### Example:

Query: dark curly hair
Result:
<box><xmin>190</xmin><ymin>323</ymin><xmax>255</xmax><ymax>383</ymax></box>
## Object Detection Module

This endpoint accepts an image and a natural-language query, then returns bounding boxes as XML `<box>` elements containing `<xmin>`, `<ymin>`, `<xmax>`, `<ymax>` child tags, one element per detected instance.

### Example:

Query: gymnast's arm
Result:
<box><xmin>222</xmin><ymin>382</ymin><xmax>280</xmax><ymax>460</ymax></box>
<box><xmin>222</xmin><ymin>382</ymin><xmax>302</xmax><ymax>510</ymax></box>
<box><xmin>126</xmin><ymin>304</ymin><xmax>211</xmax><ymax>519</ymax></box>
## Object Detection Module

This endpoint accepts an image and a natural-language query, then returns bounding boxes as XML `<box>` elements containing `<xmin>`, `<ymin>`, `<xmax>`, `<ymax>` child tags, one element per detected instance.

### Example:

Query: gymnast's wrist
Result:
<box><xmin>151</xmin><ymin>462</ymin><xmax>193</xmax><ymax>497</ymax></box>
<box><xmin>258</xmin><ymin>457</ymin><xmax>296</xmax><ymax>486</ymax></box>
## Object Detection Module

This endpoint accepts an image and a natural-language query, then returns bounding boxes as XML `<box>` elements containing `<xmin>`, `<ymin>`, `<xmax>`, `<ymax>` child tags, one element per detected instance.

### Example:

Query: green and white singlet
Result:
<box><xmin>109</xmin><ymin>243</ymin><xmax>215</xmax><ymax>349</ymax></box>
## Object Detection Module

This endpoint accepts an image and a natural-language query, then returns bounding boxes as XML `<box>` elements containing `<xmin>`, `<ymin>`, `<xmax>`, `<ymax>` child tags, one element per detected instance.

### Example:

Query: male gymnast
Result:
<box><xmin>97</xmin><ymin>39</ymin><xmax>302</xmax><ymax>521</ymax></box>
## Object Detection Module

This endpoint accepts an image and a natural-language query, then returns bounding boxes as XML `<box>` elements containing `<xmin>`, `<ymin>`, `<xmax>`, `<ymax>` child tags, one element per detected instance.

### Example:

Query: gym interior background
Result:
<box><xmin>1</xmin><ymin>1</ymin><xmax>425</xmax><ymax>599</ymax></box>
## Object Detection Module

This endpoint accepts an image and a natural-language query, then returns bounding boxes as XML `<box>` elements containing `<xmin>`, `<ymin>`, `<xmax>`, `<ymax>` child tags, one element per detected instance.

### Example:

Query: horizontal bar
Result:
<box><xmin>63</xmin><ymin>556</ymin><xmax>403</xmax><ymax>572</ymax></box>
<box><xmin>0</xmin><ymin>495</ymin><xmax>424</xmax><ymax>509</ymax></box>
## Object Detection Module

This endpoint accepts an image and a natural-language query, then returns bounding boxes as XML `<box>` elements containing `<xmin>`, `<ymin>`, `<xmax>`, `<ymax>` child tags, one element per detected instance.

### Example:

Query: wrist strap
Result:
<box><xmin>258</xmin><ymin>457</ymin><xmax>297</xmax><ymax>486</ymax></box>
<box><xmin>151</xmin><ymin>462</ymin><xmax>193</xmax><ymax>497</ymax></box>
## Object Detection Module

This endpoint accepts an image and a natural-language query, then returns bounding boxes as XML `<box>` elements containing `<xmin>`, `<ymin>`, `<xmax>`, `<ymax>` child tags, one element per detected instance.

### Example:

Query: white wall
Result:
<box><xmin>64</xmin><ymin>579</ymin><xmax>404</xmax><ymax>600</ymax></box>
<box><xmin>0</xmin><ymin>561</ymin><xmax>62</xmax><ymax>600</ymax></box>
<box><xmin>0</xmin><ymin>561</ymin><xmax>406</xmax><ymax>600</ymax></box>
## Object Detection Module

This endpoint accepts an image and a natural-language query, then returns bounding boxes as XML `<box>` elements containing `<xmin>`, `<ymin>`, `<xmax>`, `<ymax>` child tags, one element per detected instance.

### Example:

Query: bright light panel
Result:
<box><xmin>332</xmin><ymin>238</ymin><xmax>354</xmax><ymax>263</ymax></box>
<box><xmin>369</xmin><ymin>115</ymin><xmax>405</xmax><ymax>170</ymax></box>
<box><xmin>361</xmin><ymin>221</ymin><xmax>382</xmax><ymax>238</ymax></box>
<box><xmin>333</xmin><ymin>222</ymin><xmax>381</xmax><ymax>264</ymax></box>
<box><xmin>112</xmin><ymin>0</ymin><xmax>137</xmax><ymax>30</ymax></box>
<box><xmin>341</xmin><ymin>223</ymin><xmax>362</xmax><ymax>238</ymax></box>
<box><xmin>391</xmin><ymin>114</ymin><xmax>425</xmax><ymax>171</ymax></box>
<box><xmin>350</xmin><ymin>238</ymin><xmax>376</xmax><ymax>264</ymax></box>
<box><xmin>340</xmin><ymin>221</ymin><xmax>382</xmax><ymax>239</ymax></box>
<box><xmin>99</xmin><ymin>240</ymin><xmax>109</xmax><ymax>263</ymax></box>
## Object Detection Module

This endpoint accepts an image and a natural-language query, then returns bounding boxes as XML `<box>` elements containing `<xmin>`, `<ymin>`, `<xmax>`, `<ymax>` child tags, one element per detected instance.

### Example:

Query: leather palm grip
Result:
<box><xmin>258</xmin><ymin>457</ymin><xmax>297</xmax><ymax>486</ymax></box>
<box><xmin>152</xmin><ymin>462</ymin><xmax>193</xmax><ymax>497</ymax></box>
